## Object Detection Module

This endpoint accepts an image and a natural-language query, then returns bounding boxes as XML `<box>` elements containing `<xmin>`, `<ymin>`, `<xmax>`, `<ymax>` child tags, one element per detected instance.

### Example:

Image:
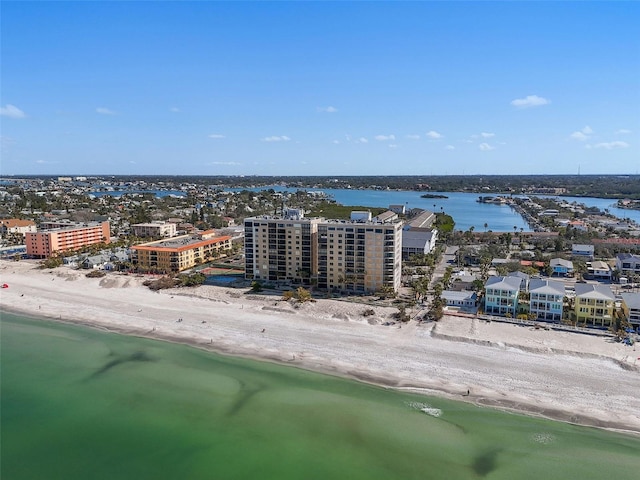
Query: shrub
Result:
<box><xmin>282</xmin><ymin>290</ymin><xmax>295</xmax><ymax>301</ymax></box>
<box><xmin>40</xmin><ymin>256</ymin><xmax>63</xmax><ymax>269</ymax></box>
<box><xmin>86</xmin><ymin>270</ymin><xmax>106</xmax><ymax>278</ymax></box>
<box><xmin>146</xmin><ymin>276</ymin><xmax>180</xmax><ymax>291</ymax></box>
<box><xmin>295</xmin><ymin>287</ymin><xmax>313</xmax><ymax>302</ymax></box>
<box><xmin>179</xmin><ymin>272</ymin><xmax>206</xmax><ymax>287</ymax></box>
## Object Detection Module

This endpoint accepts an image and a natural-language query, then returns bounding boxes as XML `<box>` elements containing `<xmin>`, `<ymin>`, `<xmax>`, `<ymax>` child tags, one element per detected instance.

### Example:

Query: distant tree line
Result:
<box><xmin>17</xmin><ymin>174</ymin><xmax>636</xmax><ymax>199</ymax></box>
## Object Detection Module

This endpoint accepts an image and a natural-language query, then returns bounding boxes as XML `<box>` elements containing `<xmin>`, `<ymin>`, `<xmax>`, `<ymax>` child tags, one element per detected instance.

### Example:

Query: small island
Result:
<box><xmin>421</xmin><ymin>193</ymin><xmax>448</xmax><ymax>199</ymax></box>
<box><xmin>617</xmin><ymin>199</ymin><xmax>640</xmax><ymax>210</ymax></box>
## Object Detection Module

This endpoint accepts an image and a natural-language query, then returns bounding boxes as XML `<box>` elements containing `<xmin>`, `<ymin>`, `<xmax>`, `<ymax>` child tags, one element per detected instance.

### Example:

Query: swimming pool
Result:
<box><xmin>205</xmin><ymin>274</ymin><xmax>243</xmax><ymax>285</ymax></box>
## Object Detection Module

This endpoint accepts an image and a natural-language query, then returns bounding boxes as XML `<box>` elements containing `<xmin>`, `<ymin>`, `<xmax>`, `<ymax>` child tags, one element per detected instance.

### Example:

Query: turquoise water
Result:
<box><xmin>2</xmin><ymin>312</ymin><xmax>640</xmax><ymax>480</ymax></box>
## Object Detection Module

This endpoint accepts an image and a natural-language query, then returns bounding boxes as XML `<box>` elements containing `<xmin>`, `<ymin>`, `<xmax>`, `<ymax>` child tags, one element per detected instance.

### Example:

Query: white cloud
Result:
<box><xmin>356</xmin><ymin>137</ymin><xmax>368</xmax><ymax>144</ymax></box>
<box><xmin>479</xmin><ymin>143</ymin><xmax>495</xmax><ymax>151</ymax></box>
<box><xmin>593</xmin><ymin>141</ymin><xmax>629</xmax><ymax>149</ymax></box>
<box><xmin>35</xmin><ymin>159</ymin><xmax>58</xmax><ymax>164</ymax></box>
<box><xmin>0</xmin><ymin>104</ymin><xmax>27</xmax><ymax>118</ymax></box>
<box><xmin>510</xmin><ymin>95</ymin><xmax>550</xmax><ymax>108</ymax></box>
<box><xmin>209</xmin><ymin>161</ymin><xmax>242</xmax><ymax>165</ymax></box>
<box><xmin>445</xmin><ymin>145</ymin><xmax>455</xmax><ymax>150</ymax></box>
<box><xmin>375</xmin><ymin>134</ymin><xmax>395</xmax><ymax>141</ymax></box>
<box><xmin>426</xmin><ymin>130</ymin><xmax>443</xmax><ymax>139</ymax></box>
<box><xmin>570</xmin><ymin>126</ymin><xmax>594</xmax><ymax>141</ymax></box>
<box><xmin>616</xmin><ymin>129</ymin><xmax>631</xmax><ymax>135</ymax></box>
<box><xmin>388</xmin><ymin>144</ymin><xmax>398</xmax><ymax>149</ymax></box>
<box><xmin>405</xmin><ymin>134</ymin><xmax>421</xmax><ymax>140</ymax></box>
<box><xmin>345</xmin><ymin>134</ymin><xmax>352</xmax><ymax>142</ymax></box>
<box><xmin>169</xmin><ymin>107</ymin><xmax>180</xmax><ymax>113</ymax></box>
<box><xmin>96</xmin><ymin>107</ymin><xmax>116</xmax><ymax>115</ymax></box>
<box><xmin>262</xmin><ymin>135</ymin><xmax>291</xmax><ymax>142</ymax></box>
<box><xmin>208</xmin><ymin>134</ymin><xmax>226</xmax><ymax>139</ymax></box>
<box><xmin>332</xmin><ymin>140</ymin><xmax>340</xmax><ymax>144</ymax></box>
<box><xmin>317</xmin><ymin>106</ymin><xmax>338</xmax><ymax>113</ymax></box>
<box><xmin>570</xmin><ymin>131</ymin><xmax>590</xmax><ymax>141</ymax></box>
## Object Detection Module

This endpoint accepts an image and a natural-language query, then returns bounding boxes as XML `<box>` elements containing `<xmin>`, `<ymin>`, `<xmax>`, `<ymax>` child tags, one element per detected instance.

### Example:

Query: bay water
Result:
<box><xmin>232</xmin><ymin>187</ymin><xmax>640</xmax><ymax>231</ymax></box>
<box><xmin>2</xmin><ymin>312</ymin><xmax>639</xmax><ymax>480</ymax></box>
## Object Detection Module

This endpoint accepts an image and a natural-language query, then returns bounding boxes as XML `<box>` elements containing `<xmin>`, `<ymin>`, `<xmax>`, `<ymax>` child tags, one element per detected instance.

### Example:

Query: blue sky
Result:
<box><xmin>1</xmin><ymin>1</ymin><xmax>638</xmax><ymax>176</ymax></box>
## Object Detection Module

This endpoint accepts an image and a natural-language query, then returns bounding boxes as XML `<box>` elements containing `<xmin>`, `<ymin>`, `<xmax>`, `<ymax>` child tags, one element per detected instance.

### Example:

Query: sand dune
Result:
<box><xmin>1</xmin><ymin>259</ymin><xmax>639</xmax><ymax>434</ymax></box>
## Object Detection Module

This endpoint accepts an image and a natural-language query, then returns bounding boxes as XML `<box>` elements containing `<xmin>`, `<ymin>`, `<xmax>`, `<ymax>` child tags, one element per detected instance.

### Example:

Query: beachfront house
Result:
<box><xmin>550</xmin><ymin>258</ymin><xmax>574</xmax><ymax>277</ymax></box>
<box><xmin>573</xmin><ymin>283</ymin><xmax>616</xmax><ymax>328</ymax></box>
<box><xmin>620</xmin><ymin>293</ymin><xmax>640</xmax><ymax>332</ymax></box>
<box><xmin>442</xmin><ymin>290</ymin><xmax>477</xmax><ymax>312</ymax></box>
<box><xmin>507</xmin><ymin>271</ymin><xmax>530</xmax><ymax>292</ymax></box>
<box><xmin>483</xmin><ymin>276</ymin><xmax>522</xmax><ymax>317</ymax></box>
<box><xmin>528</xmin><ymin>279</ymin><xmax>565</xmax><ymax>323</ymax></box>
<box><xmin>449</xmin><ymin>270</ymin><xmax>479</xmax><ymax>291</ymax></box>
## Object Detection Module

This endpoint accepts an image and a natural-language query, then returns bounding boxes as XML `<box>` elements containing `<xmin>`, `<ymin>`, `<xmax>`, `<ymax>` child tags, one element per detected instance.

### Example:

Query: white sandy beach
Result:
<box><xmin>1</xmin><ymin>259</ymin><xmax>639</xmax><ymax>434</ymax></box>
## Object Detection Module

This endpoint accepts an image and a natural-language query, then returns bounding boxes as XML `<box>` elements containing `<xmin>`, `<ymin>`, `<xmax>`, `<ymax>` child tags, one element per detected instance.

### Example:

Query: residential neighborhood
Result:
<box><xmin>1</xmin><ymin>175</ymin><xmax>640</xmax><ymax>337</ymax></box>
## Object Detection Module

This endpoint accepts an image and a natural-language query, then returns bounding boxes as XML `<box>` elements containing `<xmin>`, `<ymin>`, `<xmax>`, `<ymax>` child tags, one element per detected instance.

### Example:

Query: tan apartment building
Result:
<box><xmin>244</xmin><ymin>215</ymin><xmax>321</xmax><ymax>283</ymax></box>
<box><xmin>131</xmin><ymin>230</ymin><xmax>232</xmax><ymax>273</ymax></box>
<box><xmin>317</xmin><ymin>219</ymin><xmax>403</xmax><ymax>293</ymax></box>
<box><xmin>131</xmin><ymin>221</ymin><xmax>177</xmax><ymax>238</ymax></box>
<box><xmin>26</xmin><ymin>221</ymin><xmax>111</xmax><ymax>258</ymax></box>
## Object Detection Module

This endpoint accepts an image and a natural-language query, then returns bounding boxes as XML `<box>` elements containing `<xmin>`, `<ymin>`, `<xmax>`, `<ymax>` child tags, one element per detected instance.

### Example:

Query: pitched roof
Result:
<box><xmin>574</xmin><ymin>283</ymin><xmax>615</xmax><ymax>300</ymax></box>
<box><xmin>442</xmin><ymin>290</ymin><xmax>477</xmax><ymax>302</ymax></box>
<box><xmin>402</xmin><ymin>230</ymin><xmax>435</xmax><ymax>248</ymax></box>
<box><xmin>590</xmin><ymin>260</ymin><xmax>610</xmax><ymax>270</ymax></box>
<box><xmin>0</xmin><ymin>219</ymin><xmax>36</xmax><ymax>228</ymax></box>
<box><xmin>617</xmin><ymin>252</ymin><xmax>640</xmax><ymax>262</ymax></box>
<box><xmin>621</xmin><ymin>292</ymin><xmax>640</xmax><ymax>310</ymax></box>
<box><xmin>550</xmin><ymin>258</ymin><xmax>573</xmax><ymax>268</ymax></box>
<box><xmin>485</xmin><ymin>276</ymin><xmax>522</xmax><ymax>291</ymax></box>
<box><xmin>529</xmin><ymin>279</ymin><xmax>565</xmax><ymax>295</ymax></box>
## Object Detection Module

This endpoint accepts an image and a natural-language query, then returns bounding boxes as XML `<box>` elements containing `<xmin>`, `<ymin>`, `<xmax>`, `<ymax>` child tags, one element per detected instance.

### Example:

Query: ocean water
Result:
<box><xmin>2</xmin><ymin>312</ymin><xmax>639</xmax><ymax>480</ymax></box>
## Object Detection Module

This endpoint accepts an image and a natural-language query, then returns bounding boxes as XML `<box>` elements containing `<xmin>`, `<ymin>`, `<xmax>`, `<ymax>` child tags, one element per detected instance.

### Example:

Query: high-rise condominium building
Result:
<box><xmin>316</xmin><ymin>220</ymin><xmax>402</xmax><ymax>293</ymax></box>
<box><xmin>244</xmin><ymin>212</ymin><xmax>403</xmax><ymax>293</ymax></box>
<box><xmin>244</xmin><ymin>215</ymin><xmax>321</xmax><ymax>284</ymax></box>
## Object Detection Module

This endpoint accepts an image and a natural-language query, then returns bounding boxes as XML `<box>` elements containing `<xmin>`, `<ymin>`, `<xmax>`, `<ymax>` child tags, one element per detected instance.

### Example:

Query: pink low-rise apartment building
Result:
<box><xmin>26</xmin><ymin>221</ymin><xmax>111</xmax><ymax>258</ymax></box>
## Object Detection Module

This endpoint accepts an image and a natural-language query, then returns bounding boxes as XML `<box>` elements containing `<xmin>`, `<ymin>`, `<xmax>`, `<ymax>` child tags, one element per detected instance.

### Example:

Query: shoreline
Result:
<box><xmin>2</xmin><ymin>260</ymin><xmax>640</xmax><ymax>436</ymax></box>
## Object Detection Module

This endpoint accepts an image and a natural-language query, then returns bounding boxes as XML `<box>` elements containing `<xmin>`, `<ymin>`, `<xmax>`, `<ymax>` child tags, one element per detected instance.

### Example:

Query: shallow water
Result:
<box><xmin>2</xmin><ymin>312</ymin><xmax>639</xmax><ymax>480</ymax></box>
